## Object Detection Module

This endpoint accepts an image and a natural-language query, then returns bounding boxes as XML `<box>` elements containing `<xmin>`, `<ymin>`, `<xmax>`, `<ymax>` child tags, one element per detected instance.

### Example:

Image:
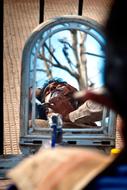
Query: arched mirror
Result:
<box><xmin>20</xmin><ymin>16</ymin><xmax>116</xmax><ymax>154</ymax></box>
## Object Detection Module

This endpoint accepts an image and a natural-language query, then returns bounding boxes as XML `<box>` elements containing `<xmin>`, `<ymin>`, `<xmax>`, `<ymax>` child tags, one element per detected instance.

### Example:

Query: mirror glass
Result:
<box><xmin>27</xmin><ymin>20</ymin><xmax>106</xmax><ymax>132</ymax></box>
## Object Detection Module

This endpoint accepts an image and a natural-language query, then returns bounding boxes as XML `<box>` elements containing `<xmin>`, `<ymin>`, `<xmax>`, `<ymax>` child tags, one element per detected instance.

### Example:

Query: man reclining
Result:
<box><xmin>29</xmin><ymin>78</ymin><xmax>103</xmax><ymax>128</ymax></box>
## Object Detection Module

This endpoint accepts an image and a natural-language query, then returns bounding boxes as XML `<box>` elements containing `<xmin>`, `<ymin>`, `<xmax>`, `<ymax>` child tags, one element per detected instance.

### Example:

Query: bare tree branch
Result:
<box><xmin>38</xmin><ymin>51</ymin><xmax>79</xmax><ymax>79</ymax></box>
<box><xmin>79</xmin><ymin>32</ymin><xmax>88</xmax><ymax>89</ymax></box>
<box><xmin>42</xmin><ymin>45</ymin><xmax>53</xmax><ymax>79</ymax></box>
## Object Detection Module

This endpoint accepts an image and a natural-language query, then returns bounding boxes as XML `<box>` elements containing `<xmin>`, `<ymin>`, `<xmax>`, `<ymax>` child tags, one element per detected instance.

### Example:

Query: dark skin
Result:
<box><xmin>29</xmin><ymin>81</ymin><xmax>89</xmax><ymax>121</ymax></box>
<box><xmin>48</xmin><ymin>95</ymin><xmax>74</xmax><ymax>121</ymax></box>
<box><xmin>43</xmin><ymin>82</ymin><xmax>78</xmax><ymax>121</ymax></box>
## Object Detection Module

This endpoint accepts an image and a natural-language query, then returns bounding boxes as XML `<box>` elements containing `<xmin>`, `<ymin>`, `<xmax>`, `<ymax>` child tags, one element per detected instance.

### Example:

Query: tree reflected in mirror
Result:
<box><xmin>28</xmin><ymin>21</ymin><xmax>106</xmax><ymax>130</ymax></box>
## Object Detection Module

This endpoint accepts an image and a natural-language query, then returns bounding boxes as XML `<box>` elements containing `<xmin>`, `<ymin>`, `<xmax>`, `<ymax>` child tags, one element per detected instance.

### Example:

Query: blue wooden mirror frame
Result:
<box><xmin>20</xmin><ymin>15</ymin><xmax>116</xmax><ymax>155</ymax></box>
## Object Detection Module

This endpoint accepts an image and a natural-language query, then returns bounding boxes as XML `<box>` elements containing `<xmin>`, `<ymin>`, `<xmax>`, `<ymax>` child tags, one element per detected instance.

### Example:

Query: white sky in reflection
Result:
<box><xmin>30</xmin><ymin>29</ymin><xmax>105</xmax><ymax>90</ymax></box>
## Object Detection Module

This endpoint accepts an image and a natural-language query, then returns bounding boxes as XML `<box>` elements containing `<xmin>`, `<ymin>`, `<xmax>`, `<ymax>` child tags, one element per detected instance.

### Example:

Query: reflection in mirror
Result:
<box><xmin>28</xmin><ymin>21</ymin><xmax>108</xmax><ymax>132</ymax></box>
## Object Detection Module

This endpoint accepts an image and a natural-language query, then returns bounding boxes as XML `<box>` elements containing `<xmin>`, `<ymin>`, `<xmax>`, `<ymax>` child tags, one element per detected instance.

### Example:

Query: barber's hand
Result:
<box><xmin>48</xmin><ymin>95</ymin><xmax>75</xmax><ymax>121</ymax></box>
